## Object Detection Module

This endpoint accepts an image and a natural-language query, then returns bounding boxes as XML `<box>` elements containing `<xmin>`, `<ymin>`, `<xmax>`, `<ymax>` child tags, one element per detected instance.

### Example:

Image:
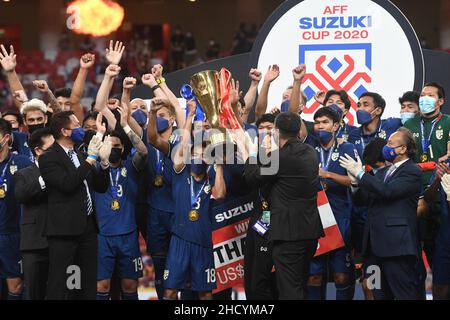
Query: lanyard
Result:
<box><xmin>360</xmin><ymin>120</ymin><xmax>382</xmax><ymax>150</ymax></box>
<box><xmin>0</xmin><ymin>157</ymin><xmax>12</xmax><ymax>185</ymax></box>
<box><xmin>109</xmin><ymin>168</ymin><xmax>120</xmax><ymax>198</ymax></box>
<box><xmin>320</xmin><ymin>143</ymin><xmax>335</xmax><ymax>171</ymax></box>
<box><xmin>190</xmin><ymin>176</ymin><xmax>207</xmax><ymax>208</ymax></box>
<box><xmin>155</xmin><ymin>150</ymin><xmax>163</xmax><ymax>175</ymax></box>
<box><xmin>420</xmin><ymin>114</ymin><xmax>442</xmax><ymax>153</ymax></box>
<box><xmin>336</xmin><ymin>123</ymin><xmax>347</xmax><ymax>138</ymax></box>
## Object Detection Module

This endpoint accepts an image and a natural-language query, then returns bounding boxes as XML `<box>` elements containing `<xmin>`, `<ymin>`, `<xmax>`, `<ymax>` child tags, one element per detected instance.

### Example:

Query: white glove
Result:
<box><xmin>99</xmin><ymin>135</ymin><xmax>113</xmax><ymax>165</ymax></box>
<box><xmin>441</xmin><ymin>174</ymin><xmax>450</xmax><ymax>201</ymax></box>
<box><xmin>339</xmin><ymin>153</ymin><xmax>363</xmax><ymax>179</ymax></box>
<box><xmin>87</xmin><ymin>135</ymin><xmax>103</xmax><ymax>158</ymax></box>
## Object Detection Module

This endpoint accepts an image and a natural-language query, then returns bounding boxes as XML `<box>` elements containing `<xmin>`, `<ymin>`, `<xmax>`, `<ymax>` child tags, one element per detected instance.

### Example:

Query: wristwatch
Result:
<box><xmin>151</xmin><ymin>84</ymin><xmax>160</xmax><ymax>91</ymax></box>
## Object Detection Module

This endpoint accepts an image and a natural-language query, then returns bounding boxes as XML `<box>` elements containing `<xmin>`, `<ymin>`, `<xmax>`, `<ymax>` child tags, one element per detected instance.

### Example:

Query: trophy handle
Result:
<box><xmin>180</xmin><ymin>84</ymin><xmax>194</xmax><ymax>100</ymax></box>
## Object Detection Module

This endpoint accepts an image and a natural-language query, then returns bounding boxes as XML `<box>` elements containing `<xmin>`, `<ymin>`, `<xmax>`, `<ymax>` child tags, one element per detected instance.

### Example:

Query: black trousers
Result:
<box><xmin>368</xmin><ymin>253</ymin><xmax>423</xmax><ymax>300</ymax></box>
<box><xmin>22</xmin><ymin>249</ymin><xmax>49</xmax><ymax>300</ymax></box>
<box><xmin>46</xmin><ymin>215</ymin><xmax>97</xmax><ymax>300</ymax></box>
<box><xmin>272</xmin><ymin>239</ymin><xmax>318</xmax><ymax>300</ymax></box>
<box><xmin>244</xmin><ymin>228</ymin><xmax>277</xmax><ymax>300</ymax></box>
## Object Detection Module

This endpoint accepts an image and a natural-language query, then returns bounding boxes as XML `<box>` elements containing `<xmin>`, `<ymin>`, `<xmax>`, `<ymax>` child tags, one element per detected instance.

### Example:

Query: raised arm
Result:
<box><xmin>152</xmin><ymin>64</ymin><xmax>185</xmax><ymax>130</ymax></box>
<box><xmin>118</xmin><ymin>105</ymin><xmax>148</xmax><ymax>171</ymax></box>
<box><xmin>32</xmin><ymin>80</ymin><xmax>61</xmax><ymax>114</ymax></box>
<box><xmin>0</xmin><ymin>44</ymin><xmax>27</xmax><ymax>109</ymax></box>
<box><xmin>70</xmin><ymin>53</ymin><xmax>96</xmax><ymax>121</ymax></box>
<box><xmin>230</xmin><ymin>79</ymin><xmax>244</xmax><ymax>127</ymax></box>
<box><xmin>121</xmin><ymin>76</ymin><xmax>143</xmax><ymax>137</ymax></box>
<box><xmin>288</xmin><ymin>65</ymin><xmax>308</xmax><ymax>140</ymax></box>
<box><xmin>242</xmin><ymin>68</ymin><xmax>262</xmax><ymax>123</ymax></box>
<box><xmin>288</xmin><ymin>65</ymin><xmax>306</xmax><ymax>114</ymax></box>
<box><xmin>255</xmin><ymin>64</ymin><xmax>280</xmax><ymax>120</ymax></box>
<box><xmin>94</xmin><ymin>64</ymin><xmax>120</xmax><ymax>130</ymax></box>
<box><xmin>173</xmin><ymin>99</ymin><xmax>196</xmax><ymax>173</ymax></box>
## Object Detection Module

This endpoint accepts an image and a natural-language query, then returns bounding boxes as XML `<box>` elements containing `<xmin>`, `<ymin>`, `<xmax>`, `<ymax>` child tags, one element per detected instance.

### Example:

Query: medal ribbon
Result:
<box><xmin>420</xmin><ymin>113</ymin><xmax>443</xmax><ymax>154</ymax></box>
<box><xmin>360</xmin><ymin>120</ymin><xmax>382</xmax><ymax>150</ymax></box>
<box><xmin>0</xmin><ymin>156</ymin><xmax>12</xmax><ymax>186</ymax></box>
<box><xmin>320</xmin><ymin>143</ymin><xmax>335</xmax><ymax>171</ymax></box>
<box><xmin>190</xmin><ymin>176</ymin><xmax>207</xmax><ymax>208</ymax></box>
<box><xmin>109</xmin><ymin>168</ymin><xmax>120</xmax><ymax>199</ymax></box>
<box><xmin>155</xmin><ymin>150</ymin><xmax>163</xmax><ymax>175</ymax></box>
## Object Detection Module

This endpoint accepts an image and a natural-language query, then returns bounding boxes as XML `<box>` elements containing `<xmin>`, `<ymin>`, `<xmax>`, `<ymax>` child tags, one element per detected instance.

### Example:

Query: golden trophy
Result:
<box><xmin>190</xmin><ymin>70</ymin><xmax>226</xmax><ymax>146</ymax></box>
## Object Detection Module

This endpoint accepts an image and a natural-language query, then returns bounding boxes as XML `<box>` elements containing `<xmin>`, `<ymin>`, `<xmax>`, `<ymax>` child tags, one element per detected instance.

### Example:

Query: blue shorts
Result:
<box><xmin>0</xmin><ymin>233</ymin><xmax>22</xmax><ymax>279</ymax></box>
<box><xmin>97</xmin><ymin>230</ymin><xmax>143</xmax><ymax>280</ymax></box>
<box><xmin>432</xmin><ymin>241</ymin><xmax>450</xmax><ymax>285</ymax></box>
<box><xmin>310</xmin><ymin>246</ymin><xmax>354</xmax><ymax>275</ymax></box>
<box><xmin>164</xmin><ymin>235</ymin><xmax>216</xmax><ymax>292</ymax></box>
<box><xmin>147</xmin><ymin>207</ymin><xmax>173</xmax><ymax>255</ymax></box>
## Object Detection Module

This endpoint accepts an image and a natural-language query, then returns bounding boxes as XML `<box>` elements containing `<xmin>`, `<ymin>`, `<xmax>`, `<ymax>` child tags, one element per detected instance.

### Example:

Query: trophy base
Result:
<box><xmin>204</xmin><ymin>130</ymin><xmax>235</xmax><ymax>165</ymax></box>
<box><xmin>209</xmin><ymin>131</ymin><xmax>228</xmax><ymax>147</ymax></box>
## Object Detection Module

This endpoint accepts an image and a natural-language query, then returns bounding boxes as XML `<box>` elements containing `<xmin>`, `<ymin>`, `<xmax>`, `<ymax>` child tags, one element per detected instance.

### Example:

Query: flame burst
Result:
<box><xmin>67</xmin><ymin>0</ymin><xmax>125</xmax><ymax>37</ymax></box>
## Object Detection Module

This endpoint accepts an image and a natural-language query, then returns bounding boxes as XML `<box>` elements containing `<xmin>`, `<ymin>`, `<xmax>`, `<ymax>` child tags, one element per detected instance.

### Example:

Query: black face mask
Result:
<box><xmin>109</xmin><ymin>148</ymin><xmax>122</xmax><ymax>164</ymax></box>
<box><xmin>83</xmin><ymin>130</ymin><xmax>96</xmax><ymax>145</ymax></box>
<box><xmin>28</xmin><ymin>123</ymin><xmax>45</xmax><ymax>135</ymax></box>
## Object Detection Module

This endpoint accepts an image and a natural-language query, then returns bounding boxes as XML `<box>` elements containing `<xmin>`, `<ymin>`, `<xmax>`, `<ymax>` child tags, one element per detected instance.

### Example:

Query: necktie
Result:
<box><xmin>68</xmin><ymin>150</ymin><xmax>93</xmax><ymax>216</ymax></box>
<box><xmin>384</xmin><ymin>165</ymin><xmax>396</xmax><ymax>182</ymax></box>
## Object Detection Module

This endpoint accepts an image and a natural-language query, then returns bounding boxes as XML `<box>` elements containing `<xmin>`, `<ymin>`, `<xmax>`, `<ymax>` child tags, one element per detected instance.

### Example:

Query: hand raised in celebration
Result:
<box><xmin>0</xmin><ymin>44</ymin><xmax>17</xmax><ymax>72</ymax></box>
<box><xmin>292</xmin><ymin>64</ymin><xmax>306</xmax><ymax>82</ymax></box>
<box><xmin>249</xmin><ymin>68</ymin><xmax>262</xmax><ymax>83</ymax></box>
<box><xmin>264</xmin><ymin>64</ymin><xmax>280</xmax><ymax>83</ymax></box>
<box><xmin>123</xmin><ymin>77</ymin><xmax>137</xmax><ymax>90</ymax></box>
<box><xmin>105</xmin><ymin>64</ymin><xmax>121</xmax><ymax>79</ymax></box>
<box><xmin>105</xmin><ymin>40</ymin><xmax>125</xmax><ymax>65</ymax></box>
<box><xmin>151</xmin><ymin>64</ymin><xmax>164</xmax><ymax>79</ymax></box>
<box><xmin>32</xmin><ymin>80</ymin><xmax>50</xmax><ymax>93</ymax></box>
<box><xmin>142</xmin><ymin>73</ymin><xmax>157</xmax><ymax>87</ymax></box>
<box><xmin>80</xmin><ymin>53</ymin><xmax>95</xmax><ymax>69</ymax></box>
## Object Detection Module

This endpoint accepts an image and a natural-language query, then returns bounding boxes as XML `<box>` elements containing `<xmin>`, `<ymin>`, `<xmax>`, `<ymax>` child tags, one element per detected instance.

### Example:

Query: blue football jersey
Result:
<box><xmin>0</xmin><ymin>154</ymin><xmax>33</xmax><ymax>234</ymax></box>
<box><xmin>94</xmin><ymin>159</ymin><xmax>138</xmax><ymax>236</ymax></box>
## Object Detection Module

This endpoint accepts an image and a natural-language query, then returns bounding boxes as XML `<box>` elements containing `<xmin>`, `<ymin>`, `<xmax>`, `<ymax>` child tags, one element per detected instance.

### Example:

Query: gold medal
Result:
<box><xmin>261</xmin><ymin>201</ymin><xmax>269</xmax><ymax>211</ymax></box>
<box><xmin>111</xmin><ymin>199</ymin><xmax>120</xmax><ymax>211</ymax></box>
<box><xmin>0</xmin><ymin>187</ymin><xmax>5</xmax><ymax>199</ymax></box>
<box><xmin>188</xmin><ymin>210</ymin><xmax>200</xmax><ymax>222</ymax></box>
<box><xmin>154</xmin><ymin>175</ymin><xmax>164</xmax><ymax>187</ymax></box>
<box><xmin>420</xmin><ymin>154</ymin><xmax>428</xmax><ymax>163</ymax></box>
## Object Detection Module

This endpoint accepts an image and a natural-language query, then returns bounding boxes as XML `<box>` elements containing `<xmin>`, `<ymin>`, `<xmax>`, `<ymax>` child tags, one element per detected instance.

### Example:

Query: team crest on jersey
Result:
<box><xmin>121</xmin><ymin>167</ymin><xmax>127</xmax><ymax>177</ymax></box>
<box><xmin>436</xmin><ymin>129</ymin><xmax>444</xmax><ymax>140</ymax></box>
<box><xmin>163</xmin><ymin>270</ymin><xmax>169</xmax><ymax>280</ymax></box>
<box><xmin>413</xmin><ymin>132</ymin><xmax>420</xmax><ymax>138</ymax></box>
<box><xmin>204</xmin><ymin>184</ymin><xmax>211</xmax><ymax>194</ymax></box>
<box><xmin>377</xmin><ymin>130</ymin><xmax>386</xmax><ymax>139</ymax></box>
<box><xmin>331</xmin><ymin>152</ymin><xmax>340</xmax><ymax>162</ymax></box>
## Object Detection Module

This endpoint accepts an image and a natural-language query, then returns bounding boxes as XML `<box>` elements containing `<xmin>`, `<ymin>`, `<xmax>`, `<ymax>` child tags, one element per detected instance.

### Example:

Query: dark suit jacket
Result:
<box><xmin>244</xmin><ymin>138</ymin><xmax>324</xmax><ymax>242</ymax></box>
<box><xmin>354</xmin><ymin>159</ymin><xmax>422</xmax><ymax>258</ymax></box>
<box><xmin>14</xmin><ymin>164</ymin><xmax>48</xmax><ymax>251</ymax></box>
<box><xmin>38</xmin><ymin>143</ymin><xmax>109</xmax><ymax>236</ymax></box>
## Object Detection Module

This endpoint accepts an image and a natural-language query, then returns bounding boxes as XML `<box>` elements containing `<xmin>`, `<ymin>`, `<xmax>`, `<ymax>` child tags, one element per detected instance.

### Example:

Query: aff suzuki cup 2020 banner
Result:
<box><xmin>251</xmin><ymin>0</ymin><xmax>424</xmax><ymax>125</ymax></box>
